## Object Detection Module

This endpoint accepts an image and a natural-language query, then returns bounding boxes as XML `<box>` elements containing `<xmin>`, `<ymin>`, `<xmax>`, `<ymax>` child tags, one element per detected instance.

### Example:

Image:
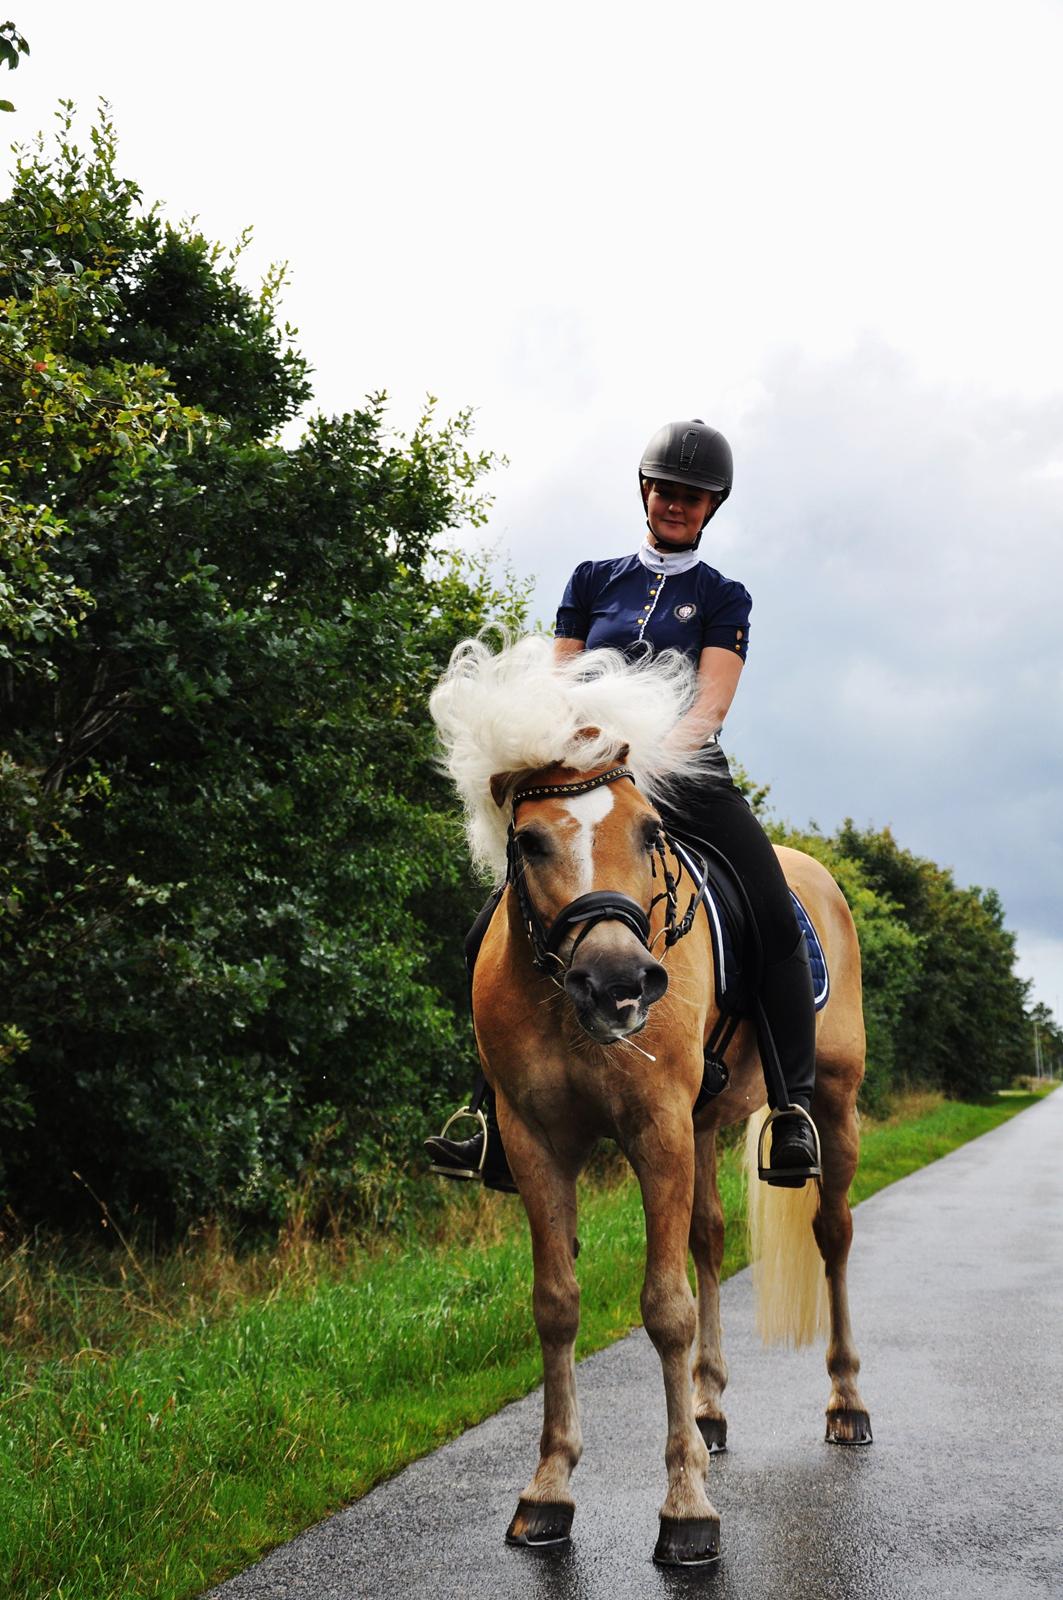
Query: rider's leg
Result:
<box><xmin>424</xmin><ymin>1077</ymin><xmax>516</xmax><ymax>1191</ymax></box>
<box><xmin>657</xmin><ymin>762</ymin><xmax>820</xmax><ymax>1184</ymax></box>
<box><xmin>423</xmin><ymin>888</ymin><xmax>516</xmax><ymax>1191</ymax></box>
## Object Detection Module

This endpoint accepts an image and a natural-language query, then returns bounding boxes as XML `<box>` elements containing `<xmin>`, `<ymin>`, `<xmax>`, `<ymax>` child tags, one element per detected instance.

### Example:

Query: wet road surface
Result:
<box><xmin>205</xmin><ymin>1091</ymin><xmax>1063</xmax><ymax>1599</ymax></box>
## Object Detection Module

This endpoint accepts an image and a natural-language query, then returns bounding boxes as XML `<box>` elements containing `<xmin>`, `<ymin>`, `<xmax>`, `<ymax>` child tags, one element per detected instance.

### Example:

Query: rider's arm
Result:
<box><xmin>669</xmin><ymin>646</ymin><xmax>744</xmax><ymax>750</ymax></box>
<box><xmin>553</xmin><ymin>637</ymin><xmax>586</xmax><ymax>663</ymax></box>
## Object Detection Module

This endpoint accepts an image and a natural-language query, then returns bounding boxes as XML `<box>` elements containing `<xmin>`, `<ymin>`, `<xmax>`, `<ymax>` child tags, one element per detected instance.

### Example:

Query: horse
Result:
<box><xmin>430</xmin><ymin>635</ymin><xmax>871</xmax><ymax>1566</ymax></box>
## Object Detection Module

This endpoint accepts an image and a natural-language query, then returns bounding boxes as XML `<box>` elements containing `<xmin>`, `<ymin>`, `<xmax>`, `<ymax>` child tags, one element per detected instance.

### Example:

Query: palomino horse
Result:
<box><xmin>430</xmin><ymin>636</ymin><xmax>871</xmax><ymax>1565</ymax></box>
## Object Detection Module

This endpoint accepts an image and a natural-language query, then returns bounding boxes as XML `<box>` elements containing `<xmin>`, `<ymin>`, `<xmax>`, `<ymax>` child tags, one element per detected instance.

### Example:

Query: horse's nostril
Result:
<box><xmin>567</xmin><ymin>964</ymin><xmax>669</xmax><ymax>1015</ymax></box>
<box><xmin>564</xmin><ymin>969</ymin><xmax>595</xmax><ymax>1006</ymax></box>
<box><xmin>641</xmin><ymin>963</ymin><xmax>668</xmax><ymax>1004</ymax></box>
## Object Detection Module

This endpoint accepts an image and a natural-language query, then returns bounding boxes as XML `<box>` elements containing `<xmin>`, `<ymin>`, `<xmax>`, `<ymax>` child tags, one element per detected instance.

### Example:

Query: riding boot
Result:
<box><xmin>423</xmin><ymin>888</ymin><xmax>517</xmax><ymax>1192</ymax></box>
<box><xmin>424</xmin><ymin>1084</ymin><xmax>517</xmax><ymax>1194</ymax></box>
<box><xmin>755</xmin><ymin>935</ymin><xmax>822</xmax><ymax>1187</ymax></box>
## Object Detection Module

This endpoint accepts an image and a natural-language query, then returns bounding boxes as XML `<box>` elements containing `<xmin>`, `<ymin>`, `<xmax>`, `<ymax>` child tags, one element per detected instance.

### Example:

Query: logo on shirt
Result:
<box><xmin>673</xmin><ymin>603</ymin><xmax>698</xmax><ymax>622</ymax></box>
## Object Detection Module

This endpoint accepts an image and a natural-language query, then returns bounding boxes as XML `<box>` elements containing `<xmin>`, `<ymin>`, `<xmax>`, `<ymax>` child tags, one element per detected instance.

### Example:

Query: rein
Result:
<box><xmin>505</xmin><ymin>765</ymin><xmax>709</xmax><ymax>979</ymax></box>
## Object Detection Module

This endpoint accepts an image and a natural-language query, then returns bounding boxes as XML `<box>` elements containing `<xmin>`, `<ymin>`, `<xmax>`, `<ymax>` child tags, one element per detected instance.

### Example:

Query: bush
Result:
<box><xmin>0</xmin><ymin>108</ymin><xmax>526</xmax><ymax>1228</ymax></box>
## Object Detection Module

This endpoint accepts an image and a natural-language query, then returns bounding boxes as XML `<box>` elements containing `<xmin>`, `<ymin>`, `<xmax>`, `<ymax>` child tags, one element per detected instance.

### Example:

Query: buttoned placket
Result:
<box><xmin>637</xmin><ymin>573</ymin><xmax>666</xmax><ymax>642</ymax></box>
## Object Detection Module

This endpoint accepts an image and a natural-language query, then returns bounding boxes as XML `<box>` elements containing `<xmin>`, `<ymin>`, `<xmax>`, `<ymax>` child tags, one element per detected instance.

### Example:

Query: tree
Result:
<box><xmin>1028</xmin><ymin>1001</ymin><xmax>1063</xmax><ymax>1080</ymax></box>
<box><xmin>831</xmin><ymin>823</ymin><xmax>1030</xmax><ymax>1097</ymax></box>
<box><xmin>778</xmin><ymin>827</ymin><xmax>922</xmax><ymax>1112</ymax></box>
<box><xmin>1</xmin><ymin>107</ymin><xmax>522</xmax><ymax>1226</ymax></box>
<box><xmin>0</xmin><ymin>22</ymin><xmax>29</xmax><ymax>114</ymax></box>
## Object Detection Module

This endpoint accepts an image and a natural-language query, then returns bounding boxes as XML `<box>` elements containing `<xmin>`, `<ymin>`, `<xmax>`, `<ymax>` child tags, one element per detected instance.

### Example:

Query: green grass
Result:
<box><xmin>0</xmin><ymin>1088</ymin><xmax>1052</xmax><ymax>1600</ymax></box>
<box><xmin>848</xmin><ymin>1091</ymin><xmax>1047</xmax><ymax>1202</ymax></box>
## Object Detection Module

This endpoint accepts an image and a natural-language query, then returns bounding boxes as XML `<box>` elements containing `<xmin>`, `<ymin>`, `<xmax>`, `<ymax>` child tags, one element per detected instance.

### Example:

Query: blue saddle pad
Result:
<box><xmin>703</xmin><ymin>883</ymin><xmax>830</xmax><ymax>1012</ymax></box>
<box><xmin>791</xmin><ymin>890</ymin><xmax>830</xmax><ymax>1009</ymax></box>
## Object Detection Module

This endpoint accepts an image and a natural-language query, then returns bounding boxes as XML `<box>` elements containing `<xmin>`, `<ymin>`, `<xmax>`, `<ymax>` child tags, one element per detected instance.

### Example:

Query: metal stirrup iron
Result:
<box><xmin>756</xmin><ymin>1104</ymin><xmax>823</xmax><ymax>1182</ymax></box>
<box><xmin>426</xmin><ymin>1105</ymin><xmax>488</xmax><ymax>1180</ymax></box>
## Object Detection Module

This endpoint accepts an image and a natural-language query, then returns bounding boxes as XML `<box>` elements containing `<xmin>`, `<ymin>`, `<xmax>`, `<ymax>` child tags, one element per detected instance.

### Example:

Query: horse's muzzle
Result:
<box><xmin>563</xmin><ymin>952</ymin><xmax>668</xmax><ymax>1042</ymax></box>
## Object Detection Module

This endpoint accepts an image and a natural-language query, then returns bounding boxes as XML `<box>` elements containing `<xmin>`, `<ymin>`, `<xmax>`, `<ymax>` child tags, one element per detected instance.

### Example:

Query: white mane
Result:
<box><xmin>429</xmin><ymin>634</ymin><xmax>720</xmax><ymax>880</ymax></box>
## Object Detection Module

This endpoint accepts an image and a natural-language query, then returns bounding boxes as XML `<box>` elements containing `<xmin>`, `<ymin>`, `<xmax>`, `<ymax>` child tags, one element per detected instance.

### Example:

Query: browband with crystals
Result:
<box><xmin>512</xmin><ymin>766</ymin><xmax>636</xmax><ymax>808</ymax></box>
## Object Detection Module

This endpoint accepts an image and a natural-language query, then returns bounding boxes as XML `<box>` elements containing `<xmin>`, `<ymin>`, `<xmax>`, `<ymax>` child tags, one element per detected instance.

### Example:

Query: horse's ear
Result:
<box><xmin>490</xmin><ymin>771</ymin><xmax>515</xmax><ymax>808</ymax></box>
<box><xmin>573</xmin><ymin>726</ymin><xmax>629</xmax><ymax>764</ymax></box>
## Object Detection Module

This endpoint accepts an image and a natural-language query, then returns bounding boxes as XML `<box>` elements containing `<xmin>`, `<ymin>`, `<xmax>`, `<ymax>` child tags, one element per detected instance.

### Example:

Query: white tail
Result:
<box><xmin>744</xmin><ymin>1107</ymin><xmax>828</xmax><ymax>1348</ymax></box>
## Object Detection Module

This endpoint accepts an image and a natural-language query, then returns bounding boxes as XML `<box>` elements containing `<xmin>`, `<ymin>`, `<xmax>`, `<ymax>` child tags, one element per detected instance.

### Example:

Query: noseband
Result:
<box><xmin>505</xmin><ymin>765</ymin><xmax>708</xmax><ymax>977</ymax></box>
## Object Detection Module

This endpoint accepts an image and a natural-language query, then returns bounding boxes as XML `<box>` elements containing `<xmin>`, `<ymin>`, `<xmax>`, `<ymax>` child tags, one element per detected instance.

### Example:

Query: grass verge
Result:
<box><xmin>0</xmin><ymin>1088</ymin><xmax>1052</xmax><ymax>1600</ymax></box>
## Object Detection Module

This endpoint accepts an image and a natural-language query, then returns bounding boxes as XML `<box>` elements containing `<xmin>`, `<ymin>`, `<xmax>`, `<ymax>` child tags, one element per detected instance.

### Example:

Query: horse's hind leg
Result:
<box><xmin>813</xmin><ymin>1070</ymin><xmax>872</xmax><ymax>1445</ymax></box>
<box><xmin>629</xmin><ymin>1125</ymin><xmax>720</xmax><ymax>1565</ymax></box>
<box><xmin>689</xmin><ymin>1128</ymin><xmax>728</xmax><ymax>1451</ymax></box>
<box><xmin>499</xmin><ymin>1108</ymin><xmax>584</xmax><ymax>1548</ymax></box>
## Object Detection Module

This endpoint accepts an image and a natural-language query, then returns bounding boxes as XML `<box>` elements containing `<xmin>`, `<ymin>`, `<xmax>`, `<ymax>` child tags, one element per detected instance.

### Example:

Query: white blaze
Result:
<box><xmin>560</xmin><ymin>785</ymin><xmax>615</xmax><ymax>895</ymax></box>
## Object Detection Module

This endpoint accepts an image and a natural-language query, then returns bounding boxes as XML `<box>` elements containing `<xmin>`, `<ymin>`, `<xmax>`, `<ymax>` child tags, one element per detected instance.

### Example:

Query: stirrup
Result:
<box><xmin>756</xmin><ymin>1104</ymin><xmax>822</xmax><ymax>1185</ymax></box>
<box><xmin>427</xmin><ymin>1105</ymin><xmax>488</xmax><ymax>1181</ymax></box>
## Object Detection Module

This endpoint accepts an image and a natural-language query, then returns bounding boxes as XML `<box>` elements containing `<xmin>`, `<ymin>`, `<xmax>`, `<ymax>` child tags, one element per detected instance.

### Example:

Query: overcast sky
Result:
<box><xmin>10</xmin><ymin>1</ymin><xmax>1063</xmax><ymax>1019</ymax></box>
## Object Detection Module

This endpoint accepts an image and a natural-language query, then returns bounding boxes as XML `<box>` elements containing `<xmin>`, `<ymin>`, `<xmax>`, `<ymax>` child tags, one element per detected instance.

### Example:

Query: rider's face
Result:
<box><xmin>643</xmin><ymin>479</ymin><xmax>718</xmax><ymax>547</ymax></box>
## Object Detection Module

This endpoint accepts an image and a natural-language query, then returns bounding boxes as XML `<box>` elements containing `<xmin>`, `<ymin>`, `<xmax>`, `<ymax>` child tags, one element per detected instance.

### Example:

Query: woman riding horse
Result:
<box><xmin>427</xmin><ymin>419</ymin><xmax>820</xmax><ymax>1187</ymax></box>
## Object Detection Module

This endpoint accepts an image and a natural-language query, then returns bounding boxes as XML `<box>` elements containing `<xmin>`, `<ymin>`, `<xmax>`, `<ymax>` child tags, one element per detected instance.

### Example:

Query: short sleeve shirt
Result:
<box><xmin>554</xmin><ymin>553</ymin><xmax>751</xmax><ymax>666</ymax></box>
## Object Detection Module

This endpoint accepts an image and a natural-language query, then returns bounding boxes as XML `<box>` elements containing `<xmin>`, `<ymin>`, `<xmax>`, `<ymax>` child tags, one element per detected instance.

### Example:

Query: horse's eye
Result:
<box><xmin>642</xmin><ymin>823</ymin><xmax>662</xmax><ymax>853</ymax></box>
<box><xmin>517</xmin><ymin>829</ymin><xmax>549</xmax><ymax>858</ymax></box>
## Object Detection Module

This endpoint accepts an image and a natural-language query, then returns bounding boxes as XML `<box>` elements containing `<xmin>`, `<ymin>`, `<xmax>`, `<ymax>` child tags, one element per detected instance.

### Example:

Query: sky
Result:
<box><xmin>9</xmin><ymin>0</ymin><xmax>1063</xmax><ymax>1020</ymax></box>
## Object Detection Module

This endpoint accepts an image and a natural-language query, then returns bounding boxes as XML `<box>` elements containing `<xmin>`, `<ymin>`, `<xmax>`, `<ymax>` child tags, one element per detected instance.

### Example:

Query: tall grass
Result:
<box><xmin>0</xmin><ymin>1090</ymin><xmax>1049</xmax><ymax>1600</ymax></box>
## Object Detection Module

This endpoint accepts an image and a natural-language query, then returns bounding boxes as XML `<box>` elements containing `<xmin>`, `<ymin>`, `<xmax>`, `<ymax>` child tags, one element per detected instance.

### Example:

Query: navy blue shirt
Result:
<box><xmin>554</xmin><ymin>553</ymin><xmax>751</xmax><ymax>666</ymax></box>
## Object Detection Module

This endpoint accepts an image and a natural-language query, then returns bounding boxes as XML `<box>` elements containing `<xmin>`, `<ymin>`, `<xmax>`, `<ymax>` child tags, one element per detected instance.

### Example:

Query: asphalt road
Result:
<box><xmin>205</xmin><ymin>1092</ymin><xmax>1063</xmax><ymax>1600</ymax></box>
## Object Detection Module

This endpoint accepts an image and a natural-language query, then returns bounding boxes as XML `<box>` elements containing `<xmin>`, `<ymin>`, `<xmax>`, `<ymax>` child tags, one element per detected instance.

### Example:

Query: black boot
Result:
<box><xmin>765</xmin><ymin>1107</ymin><xmax>820</xmax><ymax>1186</ymax></box>
<box><xmin>755</xmin><ymin>936</ymin><xmax>822</xmax><ymax>1187</ymax></box>
<box><xmin>424</xmin><ymin>1087</ymin><xmax>517</xmax><ymax>1193</ymax></box>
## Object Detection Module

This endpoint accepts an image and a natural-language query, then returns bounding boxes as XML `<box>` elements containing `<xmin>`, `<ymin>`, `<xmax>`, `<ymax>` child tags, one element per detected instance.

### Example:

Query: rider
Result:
<box><xmin>425</xmin><ymin>420</ymin><xmax>820</xmax><ymax>1189</ymax></box>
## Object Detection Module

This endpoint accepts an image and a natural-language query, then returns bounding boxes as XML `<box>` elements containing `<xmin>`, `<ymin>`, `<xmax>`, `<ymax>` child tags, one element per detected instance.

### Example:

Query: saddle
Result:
<box><xmin>666</xmin><ymin>833</ymin><xmax>830</xmax><ymax>1112</ymax></box>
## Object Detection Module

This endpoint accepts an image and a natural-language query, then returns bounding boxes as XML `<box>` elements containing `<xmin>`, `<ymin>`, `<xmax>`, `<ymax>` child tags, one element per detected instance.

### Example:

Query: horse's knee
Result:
<box><xmin>689</xmin><ymin>1206</ymin><xmax>724</xmax><ymax>1263</ymax></box>
<box><xmin>641</xmin><ymin>1275</ymin><xmax>696</xmax><ymax>1355</ymax></box>
<box><xmin>533</xmin><ymin>1274</ymin><xmax>580</xmax><ymax>1347</ymax></box>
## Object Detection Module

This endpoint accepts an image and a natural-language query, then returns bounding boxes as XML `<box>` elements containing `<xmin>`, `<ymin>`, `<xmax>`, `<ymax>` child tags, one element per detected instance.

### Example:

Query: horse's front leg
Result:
<box><xmin>689</xmin><ymin>1126</ymin><xmax>728</xmax><ymax>1451</ymax></box>
<box><xmin>629</xmin><ymin>1120</ymin><xmax>720</xmax><ymax>1566</ymax></box>
<box><xmin>498</xmin><ymin>1102</ymin><xmax>583</xmax><ymax>1548</ymax></box>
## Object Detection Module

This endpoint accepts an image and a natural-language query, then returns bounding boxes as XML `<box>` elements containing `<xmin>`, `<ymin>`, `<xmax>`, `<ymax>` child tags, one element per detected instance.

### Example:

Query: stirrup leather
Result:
<box><xmin>427</xmin><ymin>1105</ymin><xmax>488</xmax><ymax>1181</ymax></box>
<box><xmin>756</xmin><ymin>1104</ymin><xmax>823</xmax><ymax>1183</ymax></box>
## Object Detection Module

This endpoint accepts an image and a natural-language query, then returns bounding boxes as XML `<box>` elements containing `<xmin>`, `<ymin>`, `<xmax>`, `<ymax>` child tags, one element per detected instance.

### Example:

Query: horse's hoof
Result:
<box><xmin>825</xmin><ymin>1408</ymin><xmax>873</xmax><ymax>1445</ymax></box>
<box><xmin>505</xmin><ymin>1497</ymin><xmax>574</xmax><ymax>1548</ymax></box>
<box><xmin>653</xmin><ymin>1514</ymin><xmax>721</xmax><ymax>1566</ymax></box>
<box><xmin>696</xmin><ymin>1414</ymin><xmax>728</xmax><ymax>1452</ymax></box>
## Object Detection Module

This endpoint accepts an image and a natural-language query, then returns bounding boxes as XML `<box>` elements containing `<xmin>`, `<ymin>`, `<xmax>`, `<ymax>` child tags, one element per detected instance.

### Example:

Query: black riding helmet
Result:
<box><xmin>639</xmin><ymin>419</ymin><xmax>733</xmax><ymax>551</ymax></box>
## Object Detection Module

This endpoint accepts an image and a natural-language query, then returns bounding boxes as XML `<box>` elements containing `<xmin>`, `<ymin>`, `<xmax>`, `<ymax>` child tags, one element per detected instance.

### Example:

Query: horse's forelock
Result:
<box><xmin>430</xmin><ymin>633</ymin><xmax>714</xmax><ymax>881</ymax></box>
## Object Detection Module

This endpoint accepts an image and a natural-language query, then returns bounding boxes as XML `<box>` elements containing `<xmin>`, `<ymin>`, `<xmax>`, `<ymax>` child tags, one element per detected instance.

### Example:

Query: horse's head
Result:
<box><xmin>494</xmin><ymin>744</ymin><xmax>670</xmax><ymax>1045</ymax></box>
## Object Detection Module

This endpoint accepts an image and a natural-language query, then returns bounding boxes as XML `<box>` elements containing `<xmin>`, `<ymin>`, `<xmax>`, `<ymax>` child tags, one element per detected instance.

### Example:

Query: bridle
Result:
<box><xmin>505</xmin><ymin>765</ymin><xmax>709</xmax><ymax>980</ymax></box>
